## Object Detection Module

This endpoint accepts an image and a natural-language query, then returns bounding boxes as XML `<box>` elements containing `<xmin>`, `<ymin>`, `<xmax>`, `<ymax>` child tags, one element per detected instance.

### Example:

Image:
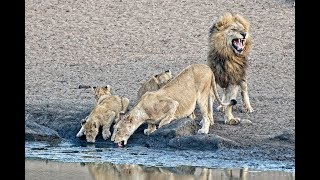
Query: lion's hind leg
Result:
<box><xmin>217</xmin><ymin>88</ymin><xmax>226</xmax><ymax>112</ymax></box>
<box><xmin>197</xmin><ymin>94</ymin><xmax>213</xmax><ymax>134</ymax></box>
<box><xmin>102</xmin><ymin>111</ymin><xmax>116</xmax><ymax>140</ymax></box>
<box><xmin>240</xmin><ymin>80</ymin><xmax>253</xmax><ymax>113</ymax></box>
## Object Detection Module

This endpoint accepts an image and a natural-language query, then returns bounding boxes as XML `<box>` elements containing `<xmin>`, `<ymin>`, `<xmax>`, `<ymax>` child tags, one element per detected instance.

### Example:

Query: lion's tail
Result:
<box><xmin>211</xmin><ymin>74</ymin><xmax>237</xmax><ymax>107</ymax></box>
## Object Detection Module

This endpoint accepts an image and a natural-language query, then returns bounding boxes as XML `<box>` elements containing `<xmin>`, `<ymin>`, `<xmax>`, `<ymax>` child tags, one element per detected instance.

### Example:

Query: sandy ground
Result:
<box><xmin>25</xmin><ymin>0</ymin><xmax>295</xmax><ymax>151</ymax></box>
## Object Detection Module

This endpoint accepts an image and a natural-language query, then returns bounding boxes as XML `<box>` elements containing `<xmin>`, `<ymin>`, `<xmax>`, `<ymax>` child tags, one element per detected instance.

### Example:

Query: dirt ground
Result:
<box><xmin>25</xmin><ymin>0</ymin><xmax>295</xmax><ymax>153</ymax></box>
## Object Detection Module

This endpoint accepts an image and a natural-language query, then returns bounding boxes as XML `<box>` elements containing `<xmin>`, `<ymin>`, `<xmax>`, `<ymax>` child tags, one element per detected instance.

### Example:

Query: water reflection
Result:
<box><xmin>85</xmin><ymin>162</ymin><xmax>294</xmax><ymax>180</ymax></box>
<box><xmin>25</xmin><ymin>160</ymin><xmax>294</xmax><ymax>180</ymax></box>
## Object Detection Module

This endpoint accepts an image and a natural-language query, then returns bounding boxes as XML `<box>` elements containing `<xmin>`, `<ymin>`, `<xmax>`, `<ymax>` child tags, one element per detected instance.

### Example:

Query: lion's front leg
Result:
<box><xmin>240</xmin><ymin>80</ymin><xmax>253</xmax><ymax>113</ymax></box>
<box><xmin>120</xmin><ymin>98</ymin><xmax>130</xmax><ymax>114</ymax></box>
<box><xmin>158</xmin><ymin>100</ymin><xmax>179</xmax><ymax>128</ymax></box>
<box><xmin>197</xmin><ymin>93</ymin><xmax>214</xmax><ymax>134</ymax></box>
<box><xmin>144</xmin><ymin>123</ymin><xmax>157</xmax><ymax>135</ymax></box>
<box><xmin>76</xmin><ymin>126</ymin><xmax>84</xmax><ymax>137</ymax></box>
<box><xmin>76</xmin><ymin>117</ymin><xmax>88</xmax><ymax>137</ymax></box>
<box><xmin>224</xmin><ymin>103</ymin><xmax>240</xmax><ymax>125</ymax></box>
<box><xmin>224</xmin><ymin>84</ymin><xmax>240</xmax><ymax>125</ymax></box>
<box><xmin>102</xmin><ymin>111</ymin><xmax>116</xmax><ymax>140</ymax></box>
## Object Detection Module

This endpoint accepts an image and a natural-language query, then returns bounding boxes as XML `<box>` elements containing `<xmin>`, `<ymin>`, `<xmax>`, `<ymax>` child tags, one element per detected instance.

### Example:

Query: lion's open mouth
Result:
<box><xmin>232</xmin><ymin>38</ymin><xmax>245</xmax><ymax>53</ymax></box>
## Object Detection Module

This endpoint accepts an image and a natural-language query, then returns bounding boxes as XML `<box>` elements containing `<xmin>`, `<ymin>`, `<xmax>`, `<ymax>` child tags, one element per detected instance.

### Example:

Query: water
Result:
<box><xmin>25</xmin><ymin>141</ymin><xmax>295</xmax><ymax>179</ymax></box>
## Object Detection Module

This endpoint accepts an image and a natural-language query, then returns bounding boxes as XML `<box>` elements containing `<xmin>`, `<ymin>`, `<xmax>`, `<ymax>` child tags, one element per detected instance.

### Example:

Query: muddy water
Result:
<box><xmin>25</xmin><ymin>141</ymin><xmax>294</xmax><ymax>179</ymax></box>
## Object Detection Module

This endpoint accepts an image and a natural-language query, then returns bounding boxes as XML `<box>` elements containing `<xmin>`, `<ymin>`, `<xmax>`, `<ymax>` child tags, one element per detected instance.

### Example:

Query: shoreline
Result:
<box><xmin>25</xmin><ymin>140</ymin><xmax>295</xmax><ymax>173</ymax></box>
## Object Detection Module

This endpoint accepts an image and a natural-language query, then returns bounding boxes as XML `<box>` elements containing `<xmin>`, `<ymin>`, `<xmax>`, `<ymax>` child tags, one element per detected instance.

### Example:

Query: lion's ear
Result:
<box><xmin>152</xmin><ymin>75</ymin><xmax>160</xmax><ymax>84</ymax></box>
<box><xmin>166</xmin><ymin>70</ymin><xmax>172</xmax><ymax>77</ymax></box>
<box><xmin>105</xmin><ymin>85</ymin><xmax>111</xmax><ymax>89</ymax></box>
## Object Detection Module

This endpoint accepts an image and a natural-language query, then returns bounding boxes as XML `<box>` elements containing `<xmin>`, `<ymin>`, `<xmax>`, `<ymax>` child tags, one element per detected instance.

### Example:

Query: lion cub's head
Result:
<box><xmin>153</xmin><ymin>70</ymin><xmax>173</xmax><ymax>87</ymax></box>
<box><xmin>111</xmin><ymin>114</ymin><xmax>136</xmax><ymax>147</ymax></box>
<box><xmin>92</xmin><ymin>85</ymin><xmax>112</xmax><ymax>101</ymax></box>
<box><xmin>137</xmin><ymin>70</ymin><xmax>173</xmax><ymax>99</ymax></box>
<box><xmin>83</xmin><ymin>120</ymin><xmax>99</xmax><ymax>143</ymax></box>
<box><xmin>209</xmin><ymin>12</ymin><xmax>251</xmax><ymax>56</ymax></box>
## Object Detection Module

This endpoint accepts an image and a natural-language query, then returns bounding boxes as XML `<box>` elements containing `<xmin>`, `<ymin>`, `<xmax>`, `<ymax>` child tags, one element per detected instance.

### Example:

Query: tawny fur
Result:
<box><xmin>76</xmin><ymin>86</ymin><xmax>129</xmax><ymax>143</ymax></box>
<box><xmin>111</xmin><ymin>64</ymin><xmax>234</xmax><ymax>146</ymax></box>
<box><xmin>207</xmin><ymin>12</ymin><xmax>254</xmax><ymax>124</ymax></box>
<box><xmin>208</xmin><ymin>12</ymin><xmax>251</xmax><ymax>88</ymax></box>
<box><xmin>137</xmin><ymin>70</ymin><xmax>173</xmax><ymax>99</ymax></box>
<box><xmin>137</xmin><ymin>70</ymin><xmax>197</xmax><ymax>120</ymax></box>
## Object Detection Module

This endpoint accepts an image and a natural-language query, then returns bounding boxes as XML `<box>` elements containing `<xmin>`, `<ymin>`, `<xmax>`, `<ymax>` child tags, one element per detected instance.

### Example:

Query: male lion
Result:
<box><xmin>76</xmin><ymin>85</ymin><xmax>129</xmax><ymax>143</ymax></box>
<box><xmin>207</xmin><ymin>12</ymin><xmax>254</xmax><ymax>125</ymax></box>
<box><xmin>111</xmin><ymin>64</ymin><xmax>236</xmax><ymax>147</ymax></box>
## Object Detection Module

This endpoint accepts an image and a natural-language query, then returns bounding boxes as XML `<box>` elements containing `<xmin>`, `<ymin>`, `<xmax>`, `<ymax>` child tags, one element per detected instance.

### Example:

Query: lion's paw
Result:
<box><xmin>188</xmin><ymin>112</ymin><xmax>196</xmax><ymax>120</ymax></box>
<box><xmin>197</xmin><ymin>128</ymin><xmax>209</xmax><ymax>134</ymax></box>
<box><xmin>242</xmin><ymin>106</ymin><xmax>254</xmax><ymax>113</ymax></box>
<box><xmin>102</xmin><ymin>130</ymin><xmax>111</xmax><ymax>140</ymax></box>
<box><xmin>225</xmin><ymin>118</ymin><xmax>241</xmax><ymax>125</ymax></box>
<box><xmin>217</xmin><ymin>105</ymin><xmax>226</xmax><ymax>112</ymax></box>
<box><xmin>144</xmin><ymin>129</ymin><xmax>153</xmax><ymax>135</ymax></box>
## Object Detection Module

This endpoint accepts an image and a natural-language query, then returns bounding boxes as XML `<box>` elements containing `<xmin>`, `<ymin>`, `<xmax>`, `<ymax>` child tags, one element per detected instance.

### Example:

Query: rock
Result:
<box><xmin>25</xmin><ymin>120</ymin><xmax>61</xmax><ymax>143</ymax></box>
<box><xmin>269</xmin><ymin>131</ymin><xmax>295</xmax><ymax>144</ymax></box>
<box><xmin>144</xmin><ymin>118</ymin><xmax>198</xmax><ymax>148</ymax></box>
<box><xmin>143</xmin><ymin>118</ymin><xmax>240</xmax><ymax>150</ymax></box>
<box><xmin>168</xmin><ymin>134</ymin><xmax>240</xmax><ymax>150</ymax></box>
<box><xmin>153</xmin><ymin>117</ymin><xmax>198</xmax><ymax>137</ymax></box>
<box><xmin>240</xmin><ymin>119</ymin><xmax>253</xmax><ymax>124</ymax></box>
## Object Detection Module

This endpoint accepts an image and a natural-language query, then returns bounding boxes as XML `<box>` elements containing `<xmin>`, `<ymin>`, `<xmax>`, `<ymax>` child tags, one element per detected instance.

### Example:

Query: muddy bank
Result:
<box><xmin>25</xmin><ymin>0</ymin><xmax>295</xmax><ymax>164</ymax></box>
<box><xmin>25</xmin><ymin>120</ymin><xmax>61</xmax><ymax>143</ymax></box>
<box><xmin>25</xmin><ymin>103</ymin><xmax>294</xmax><ymax>163</ymax></box>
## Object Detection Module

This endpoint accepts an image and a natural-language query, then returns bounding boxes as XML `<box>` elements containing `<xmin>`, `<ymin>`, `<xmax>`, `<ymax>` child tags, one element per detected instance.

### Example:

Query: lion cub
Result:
<box><xmin>76</xmin><ymin>85</ymin><xmax>129</xmax><ymax>143</ymax></box>
<box><xmin>137</xmin><ymin>70</ymin><xmax>173</xmax><ymax>99</ymax></box>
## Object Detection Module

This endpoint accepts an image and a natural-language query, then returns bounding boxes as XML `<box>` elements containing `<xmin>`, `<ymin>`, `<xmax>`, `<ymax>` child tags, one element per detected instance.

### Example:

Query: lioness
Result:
<box><xmin>137</xmin><ymin>70</ymin><xmax>196</xmax><ymax>120</ymax></box>
<box><xmin>111</xmin><ymin>64</ymin><xmax>236</xmax><ymax>147</ymax></box>
<box><xmin>76</xmin><ymin>85</ymin><xmax>129</xmax><ymax>143</ymax></box>
<box><xmin>207</xmin><ymin>12</ymin><xmax>254</xmax><ymax>125</ymax></box>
